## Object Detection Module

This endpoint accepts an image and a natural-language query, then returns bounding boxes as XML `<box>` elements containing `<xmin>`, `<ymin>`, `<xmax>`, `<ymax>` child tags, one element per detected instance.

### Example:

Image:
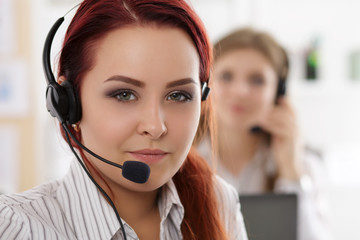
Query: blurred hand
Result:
<box><xmin>257</xmin><ymin>97</ymin><xmax>303</xmax><ymax>180</ymax></box>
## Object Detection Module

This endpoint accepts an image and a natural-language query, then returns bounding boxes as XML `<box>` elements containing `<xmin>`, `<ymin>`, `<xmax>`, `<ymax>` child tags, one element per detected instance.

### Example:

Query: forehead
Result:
<box><xmin>216</xmin><ymin>48</ymin><xmax>273</xmax><ymax>68</ymax></box>
<box><xmin>214</xmin><ymin>48</ymin><xmax>278</xmax><ymax>83</ymax></box>
<box><xmin>90</xmin><ymin>25</ymin><xmax>200</xmax><ymax>82</ymax></box>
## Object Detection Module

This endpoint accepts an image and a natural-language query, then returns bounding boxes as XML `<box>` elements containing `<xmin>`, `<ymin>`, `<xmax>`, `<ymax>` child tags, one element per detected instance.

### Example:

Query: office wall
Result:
<box><xmin>0</xmin><ymin>0</ymin><xmax>37</xmax><ymax>192</ymax></box>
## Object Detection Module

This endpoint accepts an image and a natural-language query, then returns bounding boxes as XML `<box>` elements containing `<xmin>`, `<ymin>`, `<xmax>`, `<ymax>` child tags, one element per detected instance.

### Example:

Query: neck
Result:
<box><xmin>112</xmin><ymin>185</ymin><xmax>159</xmax><ymax>225</ymax></box>
<box><xmin>217</xmin><ymin>124</ymin><xmax>264</xmax><ymax>175</ymax></box>
<box><xmin>84</xmin><ymin>159</ymin><xmax>160</xmax><ymax>227</ymax></box>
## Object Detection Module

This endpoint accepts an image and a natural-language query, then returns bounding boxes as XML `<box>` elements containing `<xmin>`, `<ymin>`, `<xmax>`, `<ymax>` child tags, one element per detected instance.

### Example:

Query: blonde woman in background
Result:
<box><xmin>194</xmin><ymin>28</ymin><xmax>331</xmax><ymax>240</ymax></box>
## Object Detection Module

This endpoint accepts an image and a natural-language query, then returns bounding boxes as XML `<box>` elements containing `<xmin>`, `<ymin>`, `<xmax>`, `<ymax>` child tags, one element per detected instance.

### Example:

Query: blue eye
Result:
<box><xmin>108</xmin><ymin>90</ymin><xmax>137</xmax><ymax>101</ymax></box>
<box><xmin>167</xmin><ymin>91</ymin><xmax>192</xmax><ymax>102</ymax></box>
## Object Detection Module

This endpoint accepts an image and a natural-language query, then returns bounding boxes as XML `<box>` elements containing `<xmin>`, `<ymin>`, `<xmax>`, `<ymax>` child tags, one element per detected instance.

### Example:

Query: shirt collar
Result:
<box><xmin>58</xmin><ymin>158</ymin><xmax>184</xmax><ymax>239</ymax></box>
<box><xmin>58</xmin><ymin>159</ymin><xmax>121</xmax><ymax>239</ymax></box>
<box><xmin>158</xmin><ymin>178</ymin><xmax>184</xmax><ymax>235</ymax></box>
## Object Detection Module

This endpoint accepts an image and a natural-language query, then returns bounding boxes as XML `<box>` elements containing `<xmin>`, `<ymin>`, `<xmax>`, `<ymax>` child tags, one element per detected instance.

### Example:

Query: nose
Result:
<box><xmin>231</xmin><ymin>80</ymin><xmax>250</xmax><ymax>97</ymax></box>
<box><xmin>137</xmin><ymin>101</ymin><xmax>167</xmax><ymax>139</ymax></box>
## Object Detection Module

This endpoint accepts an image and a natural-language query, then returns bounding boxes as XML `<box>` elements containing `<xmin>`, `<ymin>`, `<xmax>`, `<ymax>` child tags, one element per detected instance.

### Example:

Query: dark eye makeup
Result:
<box><xmin>105</xmin><ymin>88</ymin><xmax>194</xmax><ymax>103</ymax></box>
<box><xmin>166</xmin><ymin>91</ymin><xmax>193</xmax><ymax>102</ymax></box>
<box><xmin>105</xmin><ymin>89</ymin><xmax>137</xmax><ymax>102</ymax></box>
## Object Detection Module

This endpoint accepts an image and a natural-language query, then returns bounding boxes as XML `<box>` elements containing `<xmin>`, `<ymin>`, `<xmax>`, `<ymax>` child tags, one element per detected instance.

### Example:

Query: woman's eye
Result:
<box><xmin>167</xmin><ymin>92</ymin><xmax>191</xmax><ymax>102</ymax></box>
<box><xmin>110</xmin><ymin>90</ymin><xmax>137</xmax><ymax>101</ymax></box>
<box><xmin>249</xmin><ymin>74</ymin><xmax>265</xmax><ymax>85</ymax></box>
<box><xmin>219</xmin><ymin>70</ymin><xmax>233</xmax><ymax>82</ymax></box>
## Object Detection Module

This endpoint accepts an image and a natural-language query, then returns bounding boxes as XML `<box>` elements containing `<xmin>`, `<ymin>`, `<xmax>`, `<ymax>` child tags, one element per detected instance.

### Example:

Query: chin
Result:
<box><xmin>141</xmin><ymin>171</ymin><xmax>174</xmax><ymax>189</ymax></box>
<box><xmin>121</xmin><ymin>179</ymin><xmax>160</xmax><ymax>193</ymax></box>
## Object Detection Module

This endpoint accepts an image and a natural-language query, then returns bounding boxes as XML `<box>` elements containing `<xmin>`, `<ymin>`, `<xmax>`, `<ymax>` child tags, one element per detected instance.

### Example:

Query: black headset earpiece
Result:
<box><xmin>250</xmin><ymin>47</ymin><xmax>289</xmax><ymax>134</ymax></box>
<box><xmin>201</xmin><ymin>80</ymin><xmax>210</xmax><ymax>101</ymax></box>
<box><xmin>274</xmin><ymin>78</ymin><xmax>286</xmax><ymax>106</ymax></box>
<box><xmin>60</xmin><ymin>80</ymin><xmax>82</xmax><ymax>124</ymax></box>
<box><xmin>45</xmin><ymin>81</ymin><xmax>69</xmax><ymax>123</ymax></box>
<box><xmin>274</xmin><ymin>47</ymin><xmax>289</xmax><ymax>104</ymax></box>
<box><xmin>43</xmin><ymin>17</ymin><xmax>82</xmax><ymax>124</ymax></box>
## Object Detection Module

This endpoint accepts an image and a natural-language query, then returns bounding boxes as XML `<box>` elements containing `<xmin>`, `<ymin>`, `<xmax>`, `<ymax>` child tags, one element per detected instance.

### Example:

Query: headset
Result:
<box><xmin>43</xmin><ymin>18</ymin><xmax>210</xmax><ymax>126</ymax></box>
<box><xmin>274</xmin><ymin>46</ymin><xmax>289</xmax><ymax>104</ymax></box>
<box><xmin>250</xmin><ymin>47</ymin><xmax>289</xmax><ymax>133</ymax></box>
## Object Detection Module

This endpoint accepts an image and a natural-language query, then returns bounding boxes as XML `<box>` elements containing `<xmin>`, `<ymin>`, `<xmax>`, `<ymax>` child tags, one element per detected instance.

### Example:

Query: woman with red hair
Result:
<box><xmin>0</xmin><ymin>0</ymin><xmax>247</xmax><ymax>239</ymax></box>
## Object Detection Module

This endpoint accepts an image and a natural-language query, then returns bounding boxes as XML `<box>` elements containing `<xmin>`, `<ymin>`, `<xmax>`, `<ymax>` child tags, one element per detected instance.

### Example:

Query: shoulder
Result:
<box><xmin>0</xmin><ymin>200</ymin><xmax>30</xmax><ymax>239</ymax></box>
<box><xmin>194</xmin><ymin>136</ymin><xmax>212</xmax><ymax>164</ymax></box>
<box><xmin>0</xmin><ymin>181</ymin><xmax>61</xmax><ymax>237</ymax></box>
<box><xmin>0</xmin><ymin>180</ymin><xmax>60</xmax><ymax>207</ymax></box>
<box><xmin>213</xmin><ymin>175</ymin><xmax>239</xmax><ymax>204</ymax></box>
<box><xmin>213</xmin><ymin>176</ymin><xmax>248</xmax><ymax>240</ymax></box>
<box><xmin>301</xmin><ymin>144</ymin><xmax>327</xmax><ymax>183</ymax></box>
<box><xmin>213</xmin><ymin>175</ymin><xmax>241</xmax><ymax>220</ymax></box>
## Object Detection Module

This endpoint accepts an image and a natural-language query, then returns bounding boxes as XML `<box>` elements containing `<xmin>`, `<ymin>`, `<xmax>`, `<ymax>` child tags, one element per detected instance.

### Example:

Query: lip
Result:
<box><xmin>129</xmin><ymin>149</ymin><xmax>168</xmax><ymax>164</ymax></box>
<box><xmin>231</xmin><ymin>105</ymin><xmax>246</xmax><ymax>113</ymax></box>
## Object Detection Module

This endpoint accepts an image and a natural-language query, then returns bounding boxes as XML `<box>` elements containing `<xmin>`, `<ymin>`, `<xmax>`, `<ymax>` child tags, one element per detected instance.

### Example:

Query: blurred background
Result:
<box><xmin>0</xmin><ymin>0</ymin><xmax>359</xmax><ymax>239</ymax></box>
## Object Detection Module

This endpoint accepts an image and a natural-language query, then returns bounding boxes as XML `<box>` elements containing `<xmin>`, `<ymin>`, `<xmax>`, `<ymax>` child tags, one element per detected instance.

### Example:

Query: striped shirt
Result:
<box><xmin>0</xmin><ymin>158</ymin><xmax>248</xmax><ymax>240</ymax></box>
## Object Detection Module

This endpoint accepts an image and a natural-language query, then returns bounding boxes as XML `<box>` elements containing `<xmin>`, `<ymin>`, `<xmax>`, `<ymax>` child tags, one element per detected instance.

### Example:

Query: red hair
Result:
<box><xmin>58</xmin><ymin>0</ymin><xmax>228</xmax><ymax>239</ymax></box>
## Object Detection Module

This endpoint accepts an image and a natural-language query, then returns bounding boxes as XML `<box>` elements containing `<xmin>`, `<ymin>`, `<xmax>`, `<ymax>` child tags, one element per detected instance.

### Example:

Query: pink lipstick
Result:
<box><xmin>129</xmin><ymin>149</ymin><xmax>168</xmax><ymax>164</ymax></box>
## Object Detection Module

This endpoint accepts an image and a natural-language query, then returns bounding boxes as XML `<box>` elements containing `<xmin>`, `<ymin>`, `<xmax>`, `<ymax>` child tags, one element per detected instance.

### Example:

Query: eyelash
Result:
<box><xmin>166</xmin><ymin>91</ymin><xmax>192</xmax><ymax>102</ymax></box>
<box><xmin>106</xmin><ymin>89</ymin><xmax>192</xmax><ymax>102</ymax></box>
<box><xmin>107</xmin><ymin>89</ymin><xmax>137</xmax><ymax>102</ymax></box>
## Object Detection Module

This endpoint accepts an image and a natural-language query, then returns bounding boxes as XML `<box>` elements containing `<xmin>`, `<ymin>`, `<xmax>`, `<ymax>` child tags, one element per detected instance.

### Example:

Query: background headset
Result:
<box><xmin>250</xmin><ymin>47</ymin><xmax>289</xmax><ymax>133</ymax></box>
<box><xmin>274</xmin><ymin>46</ymin><xmax>289</xmax><ymax>103</ymax></box>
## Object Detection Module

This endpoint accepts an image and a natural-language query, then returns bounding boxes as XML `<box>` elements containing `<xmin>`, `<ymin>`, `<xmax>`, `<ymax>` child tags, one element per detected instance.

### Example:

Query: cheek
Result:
<box><xmin>80</xmin><ymin>102</ymin><xmax>137</xmax><ymax>154</ymax></box>
<box><xmin>212</xmin><ymin>80</ymin><xmax>228</xmax><ymax>98</ymax></box>
<box><xmin>167</xmin><ymin>103</ymin><xmax>200</xmax><ymax>146</ymax></box>
<box><xmin>164</xmin><ymin>103</ymin><xmax>200</xmax><ymax>175</ymax></box>
<box><xmin>251</xmin><ymin>86</ymin><xmax>276</xmax><ymax>113</ymax></box>
<box><xmin>146</xmin><ymin>103</ymin><xmax>201</xmax><ymax>188</ymax></box>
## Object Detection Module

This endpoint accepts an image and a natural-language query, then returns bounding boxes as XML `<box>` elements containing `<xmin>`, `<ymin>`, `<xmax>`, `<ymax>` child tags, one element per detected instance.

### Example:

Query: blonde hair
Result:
<box><xmin>213</xmin><ymin>27</ymin><xmax>289</xmax><ymax>80</ymax></box>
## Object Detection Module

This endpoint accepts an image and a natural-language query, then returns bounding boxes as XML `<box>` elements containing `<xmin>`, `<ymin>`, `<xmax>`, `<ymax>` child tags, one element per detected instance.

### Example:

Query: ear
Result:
<box><xmin>57</xmin><ymin>76</ymin><xmax>67</xmax><ymax>85</ymax></box>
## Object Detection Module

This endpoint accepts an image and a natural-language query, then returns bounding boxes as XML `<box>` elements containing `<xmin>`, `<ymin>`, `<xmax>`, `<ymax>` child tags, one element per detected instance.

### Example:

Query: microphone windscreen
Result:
<box><xmin>122</xmin><ymin>161</ymin><xmax>150</xmax><ymax>184</ymax></box>
<box><xmin>250</xmin><ymin>126</ymin><xmax>263</xmax><ymax>134</ymax></box>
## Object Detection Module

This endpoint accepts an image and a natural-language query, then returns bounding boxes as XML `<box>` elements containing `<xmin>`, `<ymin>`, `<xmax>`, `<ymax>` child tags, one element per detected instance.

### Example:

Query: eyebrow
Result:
<box><xmin>166</xmin><ymin>78</ymin><xmax>197</xmax><ymax>88</ymax></box>
<box><xmin>105</xmin><ymin>75</ymin><xmax>145</xmax><ymax>87</ymax></box>
<box><xmin>105</xmin><ymin>75</ymin><xmax>197</xmax><ymax>88</ymax></box>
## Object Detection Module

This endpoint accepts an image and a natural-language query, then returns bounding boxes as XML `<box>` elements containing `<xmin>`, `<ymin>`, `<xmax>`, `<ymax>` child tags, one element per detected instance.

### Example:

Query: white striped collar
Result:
<box><xmin>58</xmin><ymin>158</ymin><xmax>184</xmax><ymax>239</ymax></box>
<box><xmin>158</xmin><ymin>177</ymin><xmax>184</xmax><ymax>238</ymax></box>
